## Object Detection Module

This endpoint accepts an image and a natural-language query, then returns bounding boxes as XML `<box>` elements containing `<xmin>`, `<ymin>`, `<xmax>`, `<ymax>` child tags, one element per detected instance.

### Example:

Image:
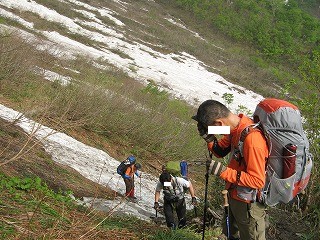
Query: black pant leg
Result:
<box><xmin>163</xmin><ymin>199</ymin><xmax>175</xmax><ymax>228</ymax></box>
<box><xmin>176</xmin><ymin>198</ymin><xmax>186</xmax><ymax>228</ymax></box>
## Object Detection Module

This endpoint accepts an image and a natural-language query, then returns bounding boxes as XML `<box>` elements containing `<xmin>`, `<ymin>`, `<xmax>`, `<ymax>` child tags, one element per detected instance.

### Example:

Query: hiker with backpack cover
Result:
<box><xmin>193</xmin><ymin>100</ymin><xmax>268</xmax><ymax>240</ymax></box>
<box><xmin>117</xmin><ymin>155</ymin><xmax>142</xmax><ymax>201</ymax></box>
<box><xmin>154</xmin><ymin>171</ymin><xmax>197</xmax><ymax>229</ymax></box>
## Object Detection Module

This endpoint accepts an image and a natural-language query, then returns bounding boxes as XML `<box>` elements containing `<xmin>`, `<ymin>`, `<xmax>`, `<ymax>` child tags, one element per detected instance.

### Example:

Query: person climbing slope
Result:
<box><xmin>154</xmin><ymin>171</ymin><xmax>197</xmax><ymax>229</ymax></box>
<box><xmin>118</xmin><ymin>155</ymin><xmax>142</xmax><ymax>201</ymax></box>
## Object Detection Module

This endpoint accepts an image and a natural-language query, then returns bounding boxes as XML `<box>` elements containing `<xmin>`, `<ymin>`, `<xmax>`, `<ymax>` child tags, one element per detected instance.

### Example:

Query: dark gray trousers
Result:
<box><xmin>163</xmin><ymin>198</ymin><xmax>186</xmax><ymax>229</ymax></box>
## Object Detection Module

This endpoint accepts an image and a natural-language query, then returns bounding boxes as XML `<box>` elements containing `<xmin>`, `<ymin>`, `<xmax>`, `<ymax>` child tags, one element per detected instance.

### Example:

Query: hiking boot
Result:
<box><xmin>169</xmin><ymin>223</ymin><xmax>176</xmax><ymax>230</ymax></box>
<box><xmin>127</xmin><ymin>196</ymin><xmax>137</xmax><ymax>203</ymax></box>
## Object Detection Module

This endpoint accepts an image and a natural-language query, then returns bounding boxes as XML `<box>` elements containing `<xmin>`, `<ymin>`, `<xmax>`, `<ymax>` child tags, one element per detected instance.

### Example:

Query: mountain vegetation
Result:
<box><xmin>0</xmin><ymin>0</ymin><xmax>319</xmax><ymax>239</ymax></box>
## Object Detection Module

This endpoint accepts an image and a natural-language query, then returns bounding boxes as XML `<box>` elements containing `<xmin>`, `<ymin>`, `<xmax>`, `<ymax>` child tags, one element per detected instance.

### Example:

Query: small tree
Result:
<box><xmin>236</xmin><ymin>104</ymin><xmax>252</xmax><ymax>116</ymax></box>
<box><xmin>222</xmin><ymin>93</ymin><xmax>234</xmax><ymax>107</ymax></box>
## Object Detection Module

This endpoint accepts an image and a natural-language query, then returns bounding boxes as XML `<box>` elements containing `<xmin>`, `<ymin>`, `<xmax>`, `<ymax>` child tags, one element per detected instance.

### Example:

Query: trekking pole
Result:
<box><xmin>222</xmin><ymin>189</ymin><xmax>230</xmax><ymax>239</ymax></box>
<box><xmin>194</xmin><ymin>205</ymin><xmax>198</xmax><ymax>217</ymax></box>
<box><xmin>139</xmin><ymin>176</ymin><xmax>142</xmax><ymax>200</ymax></box>
<box><xmin>114</xmin><ymin>175</ymin><xmax>121</xmax><ymax>198</ymax></box>
<box><xmin>202</xmin><ymin>152</ymin><xmax>211</xmax><ymax>240</ymax></box>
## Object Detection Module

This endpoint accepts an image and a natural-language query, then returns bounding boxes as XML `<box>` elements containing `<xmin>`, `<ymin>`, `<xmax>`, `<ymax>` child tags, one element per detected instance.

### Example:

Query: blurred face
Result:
<box><xmin>163</xmin><ymin>181</ymin><xmax>171</xmax><ymax>187</ymax></box>
<box><xmin>163</xmin><ymin>177</ymin><xmax>172</xmax><ymax>190</ymax></box>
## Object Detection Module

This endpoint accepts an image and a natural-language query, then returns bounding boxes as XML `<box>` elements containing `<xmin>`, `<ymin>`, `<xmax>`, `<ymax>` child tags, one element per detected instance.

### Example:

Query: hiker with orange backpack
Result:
<box><xmin>193</xmin><ymin>100</ymin><xmax>268</xmax><ymax>240</ymax></box>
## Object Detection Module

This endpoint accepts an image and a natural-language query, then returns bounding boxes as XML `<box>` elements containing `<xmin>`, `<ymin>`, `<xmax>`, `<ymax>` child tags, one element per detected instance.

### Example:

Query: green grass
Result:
<box><xmin>0</xmin><ymin>175</ymin><xmax>74</xmax><ymax>234</ymax></box>
<box><xmin>149</xmin><ymin>228</ymin><xmax>201</xmax><ymax>240</ymax></box>
<box><xmin>0</xmin><ymin>174</ymin><xmax>211</xmax><ymax>239</ymax></box>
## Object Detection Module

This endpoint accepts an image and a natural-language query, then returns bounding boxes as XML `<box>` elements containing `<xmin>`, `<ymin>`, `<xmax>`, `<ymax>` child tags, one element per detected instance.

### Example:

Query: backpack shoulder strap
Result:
<box><xmin>238</xmin><ymin>123</ymin><xmax>261</xmax><ymax>157</ymax></box>
<box><xmin>237</xmin><ymin>123</ymin><xmax>270</xmax><ymax>170</ymax></box>
<box><xmin>172</xmin><ymin>177</ymin><xmax>177</xmax><ymax>190</ymax></box>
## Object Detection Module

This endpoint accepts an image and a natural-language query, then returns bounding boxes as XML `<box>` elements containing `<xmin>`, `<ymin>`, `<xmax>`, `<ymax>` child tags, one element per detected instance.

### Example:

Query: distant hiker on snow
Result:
<box><xmin>117</xmin><ymin>155</ymin><xmax>141</xmax><ymax>201</ymax></box>
<box><xmin>154</xmin><ymin>171</ymin><xmax>197</xmax><ymax>229</ymax></box>
<box><xmin>193</xmin><ymin>100</ymin><xmax>268</xmax><ymax>240</ymax></box>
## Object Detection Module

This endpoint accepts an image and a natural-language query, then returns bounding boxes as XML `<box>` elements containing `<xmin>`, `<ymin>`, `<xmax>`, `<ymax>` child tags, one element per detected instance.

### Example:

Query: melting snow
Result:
<box><xmin>0</xmin><ymin>104</ymin><xmax>162</xmax><ymax>221</ymax></box>
<box><xmin>0</xmin><ymin>0</ymin><xmax>264</xmax><ymax>112</ymax></box>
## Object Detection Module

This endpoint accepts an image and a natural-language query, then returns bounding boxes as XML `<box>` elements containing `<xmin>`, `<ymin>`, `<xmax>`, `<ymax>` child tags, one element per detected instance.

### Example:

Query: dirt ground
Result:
<box><xmin>265</xmin><ymin>206</ymin><xmax>314</xmax><ymax>240</ymax></box>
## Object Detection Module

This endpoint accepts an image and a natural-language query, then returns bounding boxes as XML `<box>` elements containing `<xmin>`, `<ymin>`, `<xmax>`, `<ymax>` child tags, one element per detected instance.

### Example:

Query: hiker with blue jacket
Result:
<box><xmin>193</xmin><ymin>100</ymin><xmax>268</xmax><ymax>240</ymax></box>
<box><xmin>154</xmin><ymin>171</ymin><xmax>197</xmax><ymax>229</ymax></box>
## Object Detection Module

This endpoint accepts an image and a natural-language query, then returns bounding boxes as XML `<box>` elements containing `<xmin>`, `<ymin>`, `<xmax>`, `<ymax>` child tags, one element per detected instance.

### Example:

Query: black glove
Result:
<box><xmin>197</xmin><ymin>122</ymin><xmax>216</xmax><ymax>143</ymax></box>
<box><xmin>191</xmin><ymin>197</ymin><xmax>197</xmax><ymax>206</ymax></box>
<box><xmin>154</xmin><ymin>202</ymin><xmax>160</xmax><ymax>210</ymax></box>
<box><xmin>208</xmin><ymin>160</ymin><xmax>226</xmax><ymax>176</ymax></box>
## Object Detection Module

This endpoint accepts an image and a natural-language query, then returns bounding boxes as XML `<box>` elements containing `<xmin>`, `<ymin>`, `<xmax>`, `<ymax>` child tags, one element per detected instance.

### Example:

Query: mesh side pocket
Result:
<box><xmin>266</xmin><ymin>172</ymin><xmax>296</xmax><ymax>206</ymax></box>
<box><xmin>295</xmin><ymin>156</ymin><xmax>313</xmax><ymax>194</ymax></box>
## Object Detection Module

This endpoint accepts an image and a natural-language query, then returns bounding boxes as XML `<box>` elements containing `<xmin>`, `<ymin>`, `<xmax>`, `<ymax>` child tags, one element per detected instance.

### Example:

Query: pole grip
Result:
<box><xmin>222</xmin><ymin>189</ymin><xmax>229</xmax><ymax>207</ymax></box>
<box><xmin>222</xmin><ymin>189</ymin><xmax>230</xmax><ymax>238</ymax></box>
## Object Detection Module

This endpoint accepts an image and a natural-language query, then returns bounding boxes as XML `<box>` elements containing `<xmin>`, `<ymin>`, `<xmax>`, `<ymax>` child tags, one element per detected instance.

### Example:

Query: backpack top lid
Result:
<box><xmin>127</xmin><ymin>155</ymin><xmax>136</xmax><ymax>164</ymax></box>
<box><xmin>253</xmin><ymin>98</ymin><xmax>308</xmax><ymax>160</ymax></box>
<box><xmin>165</xmin><ymin>161</ymin><xmax>181</xmax><ymax>176</ymax></box>
<box><xmin>253</xmin><ymin>98</ymin><xmax>303</xmax><ymax>132</ymax></box>
<box><xmin>256</xmin><ymin>98</ymin><xmax>298</xmax><ymax>114</ymax></box>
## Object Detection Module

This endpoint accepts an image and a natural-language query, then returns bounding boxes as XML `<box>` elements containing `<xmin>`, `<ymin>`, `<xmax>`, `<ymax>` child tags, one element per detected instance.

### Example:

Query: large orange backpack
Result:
<box><xmin>238</xmin><ymin>98</ymin><xmax>313</xmax><ymax>206</ymax></box>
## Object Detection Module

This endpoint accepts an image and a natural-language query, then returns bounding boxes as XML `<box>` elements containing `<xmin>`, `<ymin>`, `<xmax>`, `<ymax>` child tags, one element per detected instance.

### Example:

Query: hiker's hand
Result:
<box><xmin>203</xmin><ymin>133</ymin><xmax>216</xmax><ymax>143</ymax></box>
<box><xmin>154</xmin><ymin>202</ymin><xmax>160</xmax><ymax>210</ymax></box>
<box><xmin>208</xmin><ymin>160</ymin><xmax>226</xmax><ymax>176</ymax></box>
<box><xmin>191</xmin><ymin>197</ymin><xmax>197</xmax><ymax>206</ymax></box>
<box><xmin>197</xmin><ymin>122</ymin><xmax>216</xmax><ymax>143</ymax></box>
<box><xmin>123</xmin><ymin>174</ymin><xmax>131</xmax><ymax>179</ymax></box>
